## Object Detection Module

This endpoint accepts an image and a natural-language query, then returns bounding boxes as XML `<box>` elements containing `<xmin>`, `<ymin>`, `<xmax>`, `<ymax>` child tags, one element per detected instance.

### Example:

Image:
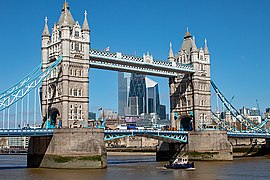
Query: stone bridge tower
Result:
<box><xmin>169</xmin><ymin>31</ymin><xmax>211</xmax><ymax>131</ymax></box>
<box><xmin>41</xmin><ymin>2</ymin><xmax>90</xmax><ymax>128</ymax></box>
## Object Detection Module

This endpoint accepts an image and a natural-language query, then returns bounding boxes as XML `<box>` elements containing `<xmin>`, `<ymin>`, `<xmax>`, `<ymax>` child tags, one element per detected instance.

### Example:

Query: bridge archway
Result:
<box><xmin>179</xmin><ymin>115</ymin><xmax>193</xmax><ymax>131</ymax></box>
<box><xmin>46</xmin><ymin>107</ymin><xmax>60</xmax><ymax>128</ymax></box>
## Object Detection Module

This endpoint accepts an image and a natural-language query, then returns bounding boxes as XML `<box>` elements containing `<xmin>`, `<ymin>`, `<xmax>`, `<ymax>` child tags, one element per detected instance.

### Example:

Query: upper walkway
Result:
<box><xmin>89</xmin><ymin>49</ymin><xmax>195</xmax><ymax>77</ymax></box>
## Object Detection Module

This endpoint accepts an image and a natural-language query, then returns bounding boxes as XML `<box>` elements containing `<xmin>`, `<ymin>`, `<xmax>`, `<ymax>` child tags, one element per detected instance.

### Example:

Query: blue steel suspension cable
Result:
<box><xmin>0</xmin><ymin>56</ymin><xmax>62</xmax><ymax>111</ymax></box>
<box><xmin>211</xmin><ymin>80</ymin><xmax>262</xmax><ymax>132</ymax></box>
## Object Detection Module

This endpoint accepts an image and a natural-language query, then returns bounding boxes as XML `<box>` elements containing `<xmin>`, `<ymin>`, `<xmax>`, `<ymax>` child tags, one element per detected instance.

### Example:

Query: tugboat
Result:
<box><xmin>164</xmin><ymin>155</ymin><xmax>195</xmax><ymax>169</ymax></box>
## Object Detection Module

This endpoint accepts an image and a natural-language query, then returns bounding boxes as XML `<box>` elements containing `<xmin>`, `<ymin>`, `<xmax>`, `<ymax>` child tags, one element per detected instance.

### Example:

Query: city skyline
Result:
<box><xmin>0</xmin><ymin>1</ymin><xmax>270</xmax><ymax>117</ymax></box>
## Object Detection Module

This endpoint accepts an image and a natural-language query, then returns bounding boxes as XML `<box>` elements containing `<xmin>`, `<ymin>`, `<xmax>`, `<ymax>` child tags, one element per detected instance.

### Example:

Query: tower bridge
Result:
<box><xmin>40</xmin><ymin>2</ymin><xmax>211</xmax><ymax>131</ymax></box>
<box><xmin>0</xmin><ymin>1</ymin><xmax>269</xmax><ymax>168</ymax></box>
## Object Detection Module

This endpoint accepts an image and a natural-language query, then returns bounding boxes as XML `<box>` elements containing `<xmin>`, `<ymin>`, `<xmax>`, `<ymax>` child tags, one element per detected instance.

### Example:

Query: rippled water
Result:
<box><xmin>0</xmin><ymin>154</ymin><xmax>270</xmax><ymax>180</ymax></box>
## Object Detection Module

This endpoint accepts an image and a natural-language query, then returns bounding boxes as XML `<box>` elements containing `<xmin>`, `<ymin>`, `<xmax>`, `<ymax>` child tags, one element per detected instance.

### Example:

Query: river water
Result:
<box><xmin>0</xmin><ymin>154</ymin><xmax>270</xmax><ymax>180</ymax></box>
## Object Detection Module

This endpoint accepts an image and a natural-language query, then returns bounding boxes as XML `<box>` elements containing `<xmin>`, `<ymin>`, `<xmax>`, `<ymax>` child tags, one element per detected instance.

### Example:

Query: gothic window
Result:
<box><xmin>75</xmin><ymin>42</ymin><xmax>79</xmax><ymax>51</ymax></box>
<box><xmin>74</xmin><ymin>107</ymin><xmax>78</xmax><ymax>119</ymax></box>
<box><xmin>69</xmin><ymin>69</ymin><xmax>72</xmax><ymax>76</ymax></box>
<box><xmin>73</xmin><ymin>88</ymin><xmax>77</xmax><ymax>96</ymax></box>
<box><xmin>75</xmin><ymin>30</ymin><xmax>79</xmax><ymax>38</ymax></box>
<box><xmin>69</xmin><ymin>105</ymin><xmax>73</xmax><ymax>119</ymax></box>
<box><xmin>199</xmin><ymin>64</ymin><xmax>205</xmax><ymax>71</ymax></box>
<box><xmin>76</xmin><ymin>69</ymin><xmax>80</xmax><ymax>76</ymax></box>
<box><xmin>72</xmin><ymin>69</ymin><xmax>75</xmax><ymax>76</ymax></box>
<box><xmin>187</xmin><ymin>99</ymin><xmax>190</xmax><ymax>107</ymax></box>
<box><xmin>200</xmin><ymin>55</ymin><xmax>203</xmax><ymax>60</ymax></box>
<box><xmin>78</xmin><ymin>89</ymin><xmax>81</xmax><ymax>96</ymax></box>
<box><xmin>80</xmin><ymin>70</ymin><xmax>83</xmax><ymax>77</ymax></box>
<box><xmin>70</xmin><ymin>89</ymin><xmax>73</xmax><ymax>96</ymax></box>
<box><xmin>78</xmin><ymin>105</ymin><xmax>82</xmax><ymax>119</ymax></box>
<box><xmin>200</xmin><ymin>114</ymin><xmax>203</xmax><ymax>121</ymax></box>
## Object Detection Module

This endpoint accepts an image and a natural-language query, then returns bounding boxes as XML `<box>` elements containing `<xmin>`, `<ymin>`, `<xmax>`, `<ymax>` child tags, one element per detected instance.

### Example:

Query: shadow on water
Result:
<box><xmin>0</xmin><ymin>166</ymin><xmax>27</xmax><ymax>170</ymax></box>
<box><xmin>108</xmin><ymin>159</ymin><xmax>156</xmax><ymax>165</ymax></box>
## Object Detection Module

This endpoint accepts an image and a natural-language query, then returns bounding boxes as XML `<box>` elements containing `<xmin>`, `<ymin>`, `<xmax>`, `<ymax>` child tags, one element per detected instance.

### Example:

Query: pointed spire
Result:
<box><xmin>58</xmin><ymin>1</ymin><xmax>75</xmax><ymax>26</ymax></box>
<box><xmin>168</xmin><ymin>42</ymin><xmax>175</xmax><ymax>62</ymax></box>
<box><xmin>42</xmin><ymin>17</ymin><xmax>50</xmax><ymax>37</ymax></box>
<box><xmin>204</xmin><ymin>38</ymin><xmax>210</xmax><ymax>54</ymax></box>
<box><xmin>184</xmin><ymin>27</ymin><xmax>191</xmax><ymax>39</ymax></box>
<box><xmin>63</xmin><ymin>0</ymin><xmax>69</xmax><ymax>11</ymax></box>
<box><xmin>191</xmin><ymin>35</ymin><xmax>198</xmax><ymax>52</ymax></box>
<box><xmin>82</xmin><ymin>10</ymin><xmax>90</xmax><ymax>31</ymax></box>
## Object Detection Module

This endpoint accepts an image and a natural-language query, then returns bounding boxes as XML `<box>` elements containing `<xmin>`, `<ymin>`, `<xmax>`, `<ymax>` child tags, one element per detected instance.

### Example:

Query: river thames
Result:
<box><xmin>0</xmin><ymin>154</ymin><xmax>270</xmax><ymax>180</ymax></box>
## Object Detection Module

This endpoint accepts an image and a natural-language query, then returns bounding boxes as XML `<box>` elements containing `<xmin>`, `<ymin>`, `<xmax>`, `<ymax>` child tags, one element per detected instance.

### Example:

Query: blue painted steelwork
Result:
<box><xmin>211</xmin><ymin>80</ymin><xmax>264</xmax><ymax>133</ymax></box>
<box><xmin>104</xmin><ymin>130</ymin><xmax>188</xmax><ymax>143</ymax></box>
<box><xmin>0</xmin><ymin>129</ymin><xmax>53</xmax><ymax>137</ymax></box>
<box><xmin>1</xmin><ymin>129</ymin><xmax>270</xmax><ymax>141</ymax></box>
<box><xmin>211</xmin><ymin>110</ymin><xmax>237</xmax><ymax>132</ymax></box>
<box><xmin>0</xmin><ymin>57</ymin><xmax>62</xmax><ymax>111</ymax></box>
<box><xmin>227</xmin><ymin>132</ymin><xmax>270</xmax><ymax>139</ymax></box>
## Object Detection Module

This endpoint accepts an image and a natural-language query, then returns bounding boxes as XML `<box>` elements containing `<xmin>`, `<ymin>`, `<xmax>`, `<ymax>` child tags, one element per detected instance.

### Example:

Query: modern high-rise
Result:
<box><xmin>118</xmin><ymin>72</ymin><xmax>164</xmax><ymax>118</ymax></box>
<box><xmin>129</xmin><ymin>74</ymin><xmax>147</xmax><ymax>115</ymax></box>
<box><xmin>118</xmin><ymin>72</ymin><xmax>131</xmax><ymax>116</ymax></box>
<box><xmin>145</xmin><ymin>77</ymin><xmax>160</xmax><ymax>115</ymax></box>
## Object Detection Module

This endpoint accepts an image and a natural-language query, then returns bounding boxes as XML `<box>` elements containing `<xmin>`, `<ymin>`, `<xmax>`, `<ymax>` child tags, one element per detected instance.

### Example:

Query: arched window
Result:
<box><xmin>75</xmin><ymin>42</ymin><xmax>79</xmax><ymax>51</ymax></box>
<box><xmin>76</xmin><ymin>69</ymin><xmax>80</xmax><ymax>76</ymax></box>
<box><xmin>69</xmin><ymin>105</ymin><xmax>73</xmax><ymax>119</ymax></box>
<box><xmin>80</xmin><ymin>70</ymin><xmax>83</xmax><ymax>77</ymax></box>
<box><xmin>74</xmin><ymin>107</ymin><xmax>78</xmax><ymax>119</ymax></box>
<box><xmin>78</xmin><ymin>105</ymin><xmax>82</xmax><ymax>120</ymax></box>
<box><xmin>69</xmin><ymin>69</ymin><xmax>72</xmax><ymax>76</ymax></box>
<box><xmin>73</xmin><ymin>88</ymin><xmax>77</xmax><ymax>96</ymax></box>
<box><xmin>75</xmin><ymin>30</ymin><xmax>79</xmax><ymax>38</ymax></box>
<box><xmin>69</xmin><ymin>89</ymin><xmax>73</xmax><ymax>96</ymax></box>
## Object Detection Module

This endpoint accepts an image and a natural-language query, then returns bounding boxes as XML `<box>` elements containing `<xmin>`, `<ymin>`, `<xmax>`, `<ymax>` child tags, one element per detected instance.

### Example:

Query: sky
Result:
<box><xmin>0</xmin><ymin>0</ymin><xmax>270</xmax><ymax>116</ymax></box>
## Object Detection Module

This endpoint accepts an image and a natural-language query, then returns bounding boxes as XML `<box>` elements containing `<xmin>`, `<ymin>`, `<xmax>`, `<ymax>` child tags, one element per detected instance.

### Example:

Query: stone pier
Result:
<box><xmin>156</xmin><ymin>130</ymin><xmax>233</xmax><ymax>161</ymax></box>
<box><xmin>27</xmin><ymin>128</ymin><xmax>107</xmax><ymax>168</ymax></box>
<box><xmin>186</xmin><ymin>130</ymin><xmax>233</xmax><ymax>160</ymax></box>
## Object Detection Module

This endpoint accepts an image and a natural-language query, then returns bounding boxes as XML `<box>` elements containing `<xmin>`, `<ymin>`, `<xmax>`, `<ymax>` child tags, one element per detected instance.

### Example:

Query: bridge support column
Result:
<box><xmin>186</xmin><ymin>130</ymin><xmax>233</xmax><ymax>160</ymax></box>
<box><xmin>156</xmin><ymin>130</ymin><xmax>233</xmax><ymax>161</ymax></box>
<box><xmin>27</xmin><ymin>128</ymin><xmax>107</xmax><ymax>168</ymax></box>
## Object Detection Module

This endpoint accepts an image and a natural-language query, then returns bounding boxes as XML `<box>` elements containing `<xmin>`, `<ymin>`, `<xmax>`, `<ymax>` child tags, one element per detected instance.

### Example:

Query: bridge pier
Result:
<box><xmin>186</xmin><ymin>130</ymin><xmax>233</xmax><ymax>160</ymax></box>
<box><xmin>27</xmin><ymin>128</ymin><xmax>107</xmax><ymax>168</ymax></box>
<box><xmin>156</xmin><ymin>130</ymin><xmax>233</xmax><ymax>161</ymax></box>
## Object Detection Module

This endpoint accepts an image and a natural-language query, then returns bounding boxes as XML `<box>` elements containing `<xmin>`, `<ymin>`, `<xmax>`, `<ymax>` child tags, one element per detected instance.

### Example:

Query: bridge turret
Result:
<box><xmin>82</xmin><ymin>10</ymin><xmax>90</xmax><ymax>60</ymax></box>
<box><xmin>191</xmin><ymin>36</ymin><xmax>198</xmax><ymax>63</ymax></box>
<box><xmin>42</xmin><ymin>17</ymin><xmax>50</xmax><ymax>65</ymax></box>
<box><xmin>204</xmin><ymin>38</ymin><xmax>210</xmax><ymax>62</ymax></box>
<box><xmin>168</xmin><ymin>42</ymin><xmax>175</xmax><ymax>62</ymax></box>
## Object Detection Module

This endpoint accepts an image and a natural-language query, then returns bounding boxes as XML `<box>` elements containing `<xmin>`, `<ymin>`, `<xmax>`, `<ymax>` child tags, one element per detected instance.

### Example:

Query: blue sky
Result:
<box><xmin>0</xmin><ymin>0</ymin><xmax>270</xmax><ymax>116</ymax></box>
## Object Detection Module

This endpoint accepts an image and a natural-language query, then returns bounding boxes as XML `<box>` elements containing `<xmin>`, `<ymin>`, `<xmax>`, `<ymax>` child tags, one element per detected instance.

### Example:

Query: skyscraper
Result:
<box><xmin>129</xmin><ymin>74</ymin><xmax>147</xmax><ymax>115</ymax></box>
<box><xmin>118</xmin><ymin>72</ymin><xmax>131</xmax><ymax>116</ymax></box>
<box><xmin>145</xmin><ymin>77</ymin><xmax>160</xmax><ymax>115</ymax></box>
<box><xmin>118</xmin><ymin>72</ymin><xmax>164</xmax><ymax>118</ymax></box>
